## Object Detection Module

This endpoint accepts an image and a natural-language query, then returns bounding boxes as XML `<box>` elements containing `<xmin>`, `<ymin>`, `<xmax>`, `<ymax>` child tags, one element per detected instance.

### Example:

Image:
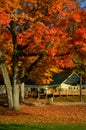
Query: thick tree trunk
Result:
<box><xmin>12</xmin><ymin>55</ymin><xmax>21</xmax><ymax>110</ymax></box>
<box><xmin>0</xmin><ymin>63</ymin><xmax>13</xmax><ymax>109</ymax></box>
<box><xmin>20</xmin><ymin>82</ymin><xmax>24</xmax><ymax>103</ymax></box>
<box><xmin>13</xmin><ymin>80</ymin><xmax>20</xmax><ymax>110</ymax></box>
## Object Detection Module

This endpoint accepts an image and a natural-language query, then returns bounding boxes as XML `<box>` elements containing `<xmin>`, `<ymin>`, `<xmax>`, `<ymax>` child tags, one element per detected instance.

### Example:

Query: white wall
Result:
<box><xmin>60</xmin><ymin>83</ymin><xmax>86</xmax><ymax>90</ymax></box>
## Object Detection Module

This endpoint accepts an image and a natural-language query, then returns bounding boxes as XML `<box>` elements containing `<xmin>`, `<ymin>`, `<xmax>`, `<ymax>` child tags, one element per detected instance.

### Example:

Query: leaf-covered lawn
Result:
<box><xmin>0</xmin><ymin>103</ymin><xmax>86</xmax><ymax>124</ymax></box>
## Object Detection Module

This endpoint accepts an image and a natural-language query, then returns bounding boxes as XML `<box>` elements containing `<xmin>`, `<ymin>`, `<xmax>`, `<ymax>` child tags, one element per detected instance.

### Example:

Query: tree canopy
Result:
<box><xmin>0</xmin><ymin>0</ymin><xmax>86</xmax><ymax>84</ymax></box>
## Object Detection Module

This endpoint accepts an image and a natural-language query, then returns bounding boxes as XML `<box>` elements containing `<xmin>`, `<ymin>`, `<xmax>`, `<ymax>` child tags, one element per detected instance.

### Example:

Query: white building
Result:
<box><xmin>60</xmin><ymin>72</ymin><xmax>86</xmax><ymax>90</ymax></box>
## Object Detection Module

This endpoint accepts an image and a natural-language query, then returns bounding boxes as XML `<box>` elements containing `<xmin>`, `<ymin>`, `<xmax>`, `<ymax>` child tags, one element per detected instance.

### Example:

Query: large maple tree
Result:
<box><xmin>0</xmin><ymin>0</ymin><xmax>86</xmax><ymax>109</ymax></box>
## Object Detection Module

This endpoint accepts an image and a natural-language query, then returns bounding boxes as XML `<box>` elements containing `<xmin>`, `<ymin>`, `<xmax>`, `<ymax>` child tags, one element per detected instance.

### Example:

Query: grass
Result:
<box><xmin>53</xmin><ymin>95</ymin><xmax>86</xmax><ymax>102</ymax></box>
<box><xmin>24</xmin><ymin>95</ymin><xmax>86</xmax><ymax>104</ymax></box>
<box><xmin>0</xmin><ymin>124</ymin><xmax>86</xmax><ymax>130</ymax></box>
<box><xmin>0</xmin><ymin>94</ymin><xmax>86</xmax><ymax>104</ymax></box>
<box><xmin>0</xmin><ymin>95</ymin><xmax>86</xmax><ymax>129</ymax></box>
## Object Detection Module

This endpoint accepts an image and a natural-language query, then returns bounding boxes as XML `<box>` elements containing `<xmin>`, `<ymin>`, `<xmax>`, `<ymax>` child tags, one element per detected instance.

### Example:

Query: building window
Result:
<box><xmin>69</xmin><ymin>86</ymin><xmax>72</xmax><ymax>89</ymax></box>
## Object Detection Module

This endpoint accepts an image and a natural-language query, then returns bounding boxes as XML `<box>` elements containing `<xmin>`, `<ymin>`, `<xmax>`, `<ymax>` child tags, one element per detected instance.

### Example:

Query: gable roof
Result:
<box><xmin>62</xmin><ymin>72</ymin><xmax>85</xmax><ymax>85</ymax></box>
<box><xmin>50</xmin><ymin>74</ymin><xmax>66</xmax><ymax>85</ymax></box>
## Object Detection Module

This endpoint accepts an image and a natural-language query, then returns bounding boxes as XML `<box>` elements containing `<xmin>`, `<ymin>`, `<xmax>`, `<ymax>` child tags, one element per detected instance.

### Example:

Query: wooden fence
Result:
<box><xmin>1</xmin><ymin>85</ymin><xmax>86</xmax><ymax>97</ymax></box>
<box><xmin>46</xmin><ymin>89</ymin><xmax>86</xmax><ymax>96</ymax></box>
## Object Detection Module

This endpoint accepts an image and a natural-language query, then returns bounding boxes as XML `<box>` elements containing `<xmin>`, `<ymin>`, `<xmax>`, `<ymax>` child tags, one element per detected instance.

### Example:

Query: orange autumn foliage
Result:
<box><xmin>0</xmin><ymin>0</ymin><xmax>86</xmax><ymax>84</ymax></box>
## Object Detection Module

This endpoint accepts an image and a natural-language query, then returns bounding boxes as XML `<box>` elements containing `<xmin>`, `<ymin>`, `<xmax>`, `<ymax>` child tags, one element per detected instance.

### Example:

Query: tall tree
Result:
<box><xmin>0</xmin><ymin>0</ymin><xmax>86</xmax><ymax>110</ymax></box>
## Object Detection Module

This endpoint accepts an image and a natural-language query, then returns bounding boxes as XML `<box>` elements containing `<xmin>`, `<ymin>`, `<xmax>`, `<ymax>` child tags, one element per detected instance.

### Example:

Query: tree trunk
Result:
<box><xmin>0</xmin><ymin>63</ymin><xmax>13</xmax><ymax>109</ymax></box>
<box><xmin>13</xmin><ymin>80</ymin><xmax>20</xmax><ymax>110</ymax></box>
<box><xmin>20</xmin><ymin>82</ymin><xmax>24</xmax><ymax>103</ymax></box>
<box><xmin>80</xmin><ymin>75</ymin><xmax>82</xmax><ymax>102</ymax></box>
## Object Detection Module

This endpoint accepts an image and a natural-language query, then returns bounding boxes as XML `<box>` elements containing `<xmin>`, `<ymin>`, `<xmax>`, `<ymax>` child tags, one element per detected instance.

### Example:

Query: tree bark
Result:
<box><xmin>13</xmin><ymin>80</ymin><xmax>20</xmax><ymax>110</ymax></box>
<box><xmin>12</xmin><ymin>64</ymin><xmax>20</xmax><ymax>110</ymax></box>
<box><xmin>0</xmin><ymin>50</ymin><xmax>13</xmax><ymax>109</ymax></box>
<box><xmin>0</xmin><ymin>63</ymin><xmax>13</xmax><ymax>109</ymax></box>
<box><xmin>20</xmin><ymin>82</ymin><xmax>24</xmax><ymax>103</ymax></box>
<box><xmin>10</xmin><ymin>20</ymin><xmax>20</xmax><ymax>110</ymax></box>
<box><xmin>80</xmin><ymin>75</ymin><xmax>82</xmax><ymax>102</ymax></box>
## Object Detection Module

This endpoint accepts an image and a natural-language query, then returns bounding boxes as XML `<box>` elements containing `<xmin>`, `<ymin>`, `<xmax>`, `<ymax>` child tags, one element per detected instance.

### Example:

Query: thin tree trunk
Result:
<box><xmin>0</xmin><ymin>63</ymin><xmax>13</xmax><ymax>109</ymax></box>
<box><xmin>80</xmin><ymin>75</ymin><xmax>82</xmax><ymax>102</ymax></box>
<box><xmin>20</xmin><ymin>82</ymin><xmax>24</xmax><ymax>103</ymax></box>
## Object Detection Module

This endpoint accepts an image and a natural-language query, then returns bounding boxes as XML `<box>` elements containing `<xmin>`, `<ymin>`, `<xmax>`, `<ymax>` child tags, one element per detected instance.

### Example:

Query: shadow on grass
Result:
<box><xmin>0</xmin><ymin>105</ymin><xmax>32</xmax><ymax>116</ymax></box>
<box><xmin>23</xmin><ymin>102</ymin><xmax>35</xmax><ymax>106</ymax></box>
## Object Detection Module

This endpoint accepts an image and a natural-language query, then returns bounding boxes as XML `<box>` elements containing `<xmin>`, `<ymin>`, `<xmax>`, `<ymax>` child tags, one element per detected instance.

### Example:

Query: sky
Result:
<box><xmin>79</xmin><ymin>0</ymin><xmax>86</xmax><ymax>10</ymax></box>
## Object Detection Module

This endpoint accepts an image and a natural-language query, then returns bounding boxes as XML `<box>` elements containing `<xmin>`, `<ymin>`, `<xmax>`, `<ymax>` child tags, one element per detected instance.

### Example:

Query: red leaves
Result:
<box><xmin>17</xmin><ymin>29</ymin><xmax>33</xmax><ymax>45</ymax></box>
<box><xmin>76</xmin><ymin>28</ymin><xmax>86</xmax><ymax>39</ymax></box>
<box><xmin>0</xmin><ymin>0</ymin><xmax>86</xmax><ymax>83</ymax></box>
<box><xmin>70</xmin><ymin>11</ymin><xmax>81</xmax><ymax>23</ymax></box>
<box><xmin>45</xmin><ymin>27</ymin><xmax>64</xmax><ymax>43</ymax></box>
<box><xmin>33</xmin><ymin>22</ymin><xmax>46</xmax><ymax>45</ymax></box>
<box><xmin>0</xmin><ymin>8</ymin><xmax>10</xmax><ymax>25</ymax></box>
<box><xmin>64</xmin><ymin>0</ymin><xmax>76</xmax><ymax>11</ymax></box>
<box><xmin>17</xmin><ymin>22</ymin><xmax>46</xmax><ymax>49</ymax></box>
<box><xmin>59</xmin><ymin>58</ymin><xmax>74</xmax><ymax>68</ymax></box>
<box><xmin>46</xmin><ymin>44</ymin><xmax>58</xmax><ymax>58</ymax></box>
<box><xmin>0</xmin><ymin>103</ymin><xmax>86</xmax><ymax>124</ymax></box>
<box><xmin>48</xmin><ymin>0</ymin><xmax>76</xmax><ymax>16</ymax></box>
<box><xmin>74</xmin><ymin>28</ymin><xmax>86</xmax><ymax>51</ymax></box>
